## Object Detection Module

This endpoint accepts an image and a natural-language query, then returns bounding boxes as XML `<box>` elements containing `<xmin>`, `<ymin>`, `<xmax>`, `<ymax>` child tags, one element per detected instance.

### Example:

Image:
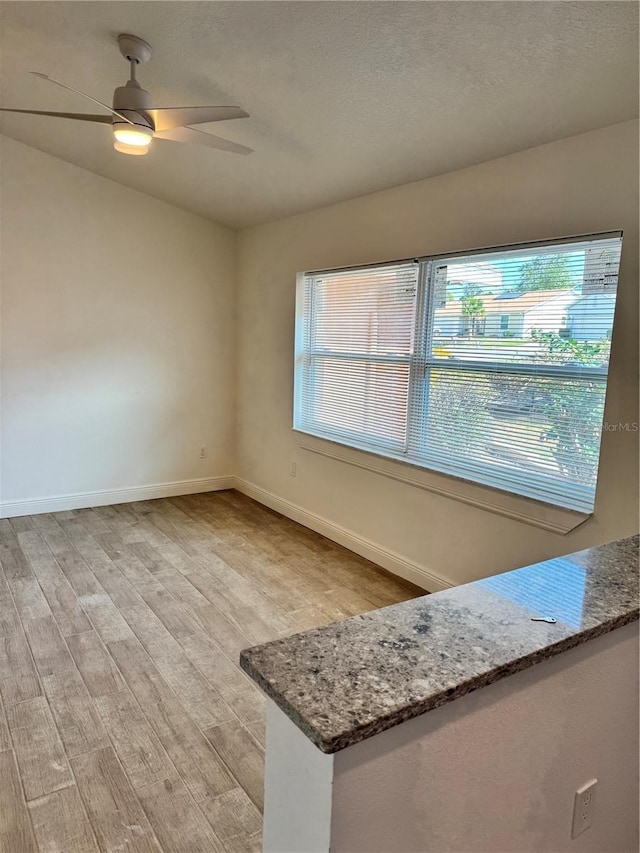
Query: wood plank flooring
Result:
<box><xmin>0</xmin><ymin>490</ymin><xmax>420</xmax><ymax>853</ymax></box>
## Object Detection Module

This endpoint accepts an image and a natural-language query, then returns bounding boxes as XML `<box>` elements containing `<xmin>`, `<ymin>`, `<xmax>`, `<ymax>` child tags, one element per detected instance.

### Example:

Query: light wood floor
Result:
<box><xmin>0</xmin><ymin>490</ymin><xmax>419</xmax><ymax>853</ymax></box>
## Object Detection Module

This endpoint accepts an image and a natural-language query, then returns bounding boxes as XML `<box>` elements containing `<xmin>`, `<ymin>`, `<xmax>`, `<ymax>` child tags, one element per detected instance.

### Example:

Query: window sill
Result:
<box><xmin>296</xmin><ymin>432</ymin><xmax>590</xmax><ymax>535</ymax></box>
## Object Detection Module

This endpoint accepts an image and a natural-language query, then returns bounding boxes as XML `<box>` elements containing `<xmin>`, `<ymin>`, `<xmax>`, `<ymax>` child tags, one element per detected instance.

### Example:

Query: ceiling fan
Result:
<box><xmin>0</xmin><ymin>33</ymin><xmax>253</xmax><ymax>157</ymax></box>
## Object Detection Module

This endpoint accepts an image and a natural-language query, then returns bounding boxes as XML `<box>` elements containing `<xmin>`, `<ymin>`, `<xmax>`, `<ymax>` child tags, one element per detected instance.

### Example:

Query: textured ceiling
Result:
<box><xmin>1</xmin><ymin>1</ymin><xmax>638</xmax><ymax>229</ymax></box>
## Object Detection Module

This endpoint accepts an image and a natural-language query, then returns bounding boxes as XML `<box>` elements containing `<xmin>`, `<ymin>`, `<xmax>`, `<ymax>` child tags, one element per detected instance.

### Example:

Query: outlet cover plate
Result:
<box><xmin>571</xmin><ymin>779</ymin><xmax>597</xmax><ymax>838</ymax></box>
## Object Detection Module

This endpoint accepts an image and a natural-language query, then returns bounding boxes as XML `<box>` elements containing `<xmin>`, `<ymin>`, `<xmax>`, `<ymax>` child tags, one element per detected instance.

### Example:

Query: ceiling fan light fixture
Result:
<box><xmin>113</xmin><ymin>139</ymin><xmax>150</xmax><ymax>156</ymax></box>
<box><xmin>113</xmin><ymin>123</ymin><xmax>153</xmax><ymax>147</ymax></box>
<box><xmin>7</xmin><ymin>33</ymin><xmax>251</xmax><ymax>159</ymax></box>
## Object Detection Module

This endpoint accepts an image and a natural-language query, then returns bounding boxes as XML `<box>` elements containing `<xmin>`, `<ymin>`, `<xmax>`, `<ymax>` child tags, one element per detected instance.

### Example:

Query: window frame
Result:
<box><xmin>294</xmin><ymin>231</ymin><xmax>622</xmax><ymax>517</ymax></box>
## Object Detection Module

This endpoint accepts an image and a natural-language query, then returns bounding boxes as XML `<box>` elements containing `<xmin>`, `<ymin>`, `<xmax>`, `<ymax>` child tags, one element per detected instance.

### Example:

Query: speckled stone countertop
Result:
<box><xmin>240</xmin><ymin>535</ymin><xmax>639</xmax><ymax>754</ymax></box>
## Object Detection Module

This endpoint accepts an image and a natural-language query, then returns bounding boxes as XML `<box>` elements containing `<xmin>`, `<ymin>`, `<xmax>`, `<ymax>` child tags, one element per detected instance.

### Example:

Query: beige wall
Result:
<box><xmin>1</xmin><ymin>137</ymin><xmax>237</xmax><ymax>510</ymax></box>
<box><xmin>2</xmin><ymin>123</ymin><xmax>638</xmax><ymax>583</ymax></box>
<box><xmin>237</xmin><ymin>120</ymin><xmax>639</xmax><ymax>588</ymax></box>
<box><xmin>332</xmin><ymin>620</ymin><xmax>640</xmax><ymax>853</ymax></box>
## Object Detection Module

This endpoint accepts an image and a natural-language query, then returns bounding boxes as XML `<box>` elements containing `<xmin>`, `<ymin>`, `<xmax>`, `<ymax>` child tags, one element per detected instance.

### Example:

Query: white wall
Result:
<box><xmin>1</xmin><ymin>137</ymin><xmax>237</xmax><ymax>512</ymax></box>
<box><xmin>237</xmin><ymin>121</ymin><xmax>639</xmax><ymax>589</ymax></box>
<box><xmin>263</xmin><ymin>700</ymin><xmax>334</xmax><ymax>853</ymax></box>
<box><xmin>264</xmin><ymin>621</ymin><xmax>639</xmax><ymax>853</ymax></box>
<box><xmin>332</xmin><ymin>621</ymin><xmax>639</xmax><ymax>853</ymax></box>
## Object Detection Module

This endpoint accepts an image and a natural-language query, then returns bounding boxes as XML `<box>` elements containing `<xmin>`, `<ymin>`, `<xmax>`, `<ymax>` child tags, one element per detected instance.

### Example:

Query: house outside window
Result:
<box><xmin>294</xmin><ymin>233</ymin><xmax>623</xmax><ymax>514</ymax></box>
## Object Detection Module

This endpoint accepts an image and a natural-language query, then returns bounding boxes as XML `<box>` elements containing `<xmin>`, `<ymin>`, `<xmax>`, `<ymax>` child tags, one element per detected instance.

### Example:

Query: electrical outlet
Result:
<box><xmin>571</xmin><ymin>779</ymin><xmax>597</xmax><ymax>838</ymax></box>
<box><xmin>200</xmin><ymin>446</ymin><xmax>207</xmax><ymax>459</ymax></box>
<box><xmin>290</xmin><ymin>461</ymin><xmax>297</xmax><ymax>477</ymax></box>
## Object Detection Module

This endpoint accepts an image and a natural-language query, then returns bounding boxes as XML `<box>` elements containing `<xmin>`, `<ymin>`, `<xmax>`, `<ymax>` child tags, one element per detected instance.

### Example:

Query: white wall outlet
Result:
<box><xmin>571</xmin><ymin>779</ymin><xmax>597</xmax><ymax>838</ymax></box>
<box><xmin>290</xmin><ymin>461</ymin><xmax>297</xmax><ymax>477</ymax></box>
<box><xmin>199</xmin><ymin>446</ymin><xmax>207</xmax><ymax>459</ymax></box>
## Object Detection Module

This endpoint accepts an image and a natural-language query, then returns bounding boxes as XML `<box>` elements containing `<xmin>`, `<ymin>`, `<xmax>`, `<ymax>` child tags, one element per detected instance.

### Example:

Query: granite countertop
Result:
<box><xmin>240</xmin><ymin>535</ymin><xmax>639</xmax><ymax>754</ymax></box>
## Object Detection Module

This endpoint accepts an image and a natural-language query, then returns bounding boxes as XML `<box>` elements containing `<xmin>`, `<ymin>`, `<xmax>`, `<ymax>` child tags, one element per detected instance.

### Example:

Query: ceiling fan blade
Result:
<box><xmin>155</xmin><ymin>125</ymin><xmax>253</xmax><ymax>155</ymax></box>
<box><xmin>29</xmin><ymin>72</ymin><xmax>133</xmax><ymax>124</ymax></box>
<box><xmin>149</xmin><ymin>106</ymin><xmax>249</xmax><ymax>132</ymax></box>
<box><xmin>0</xmin><ymin>107</ymin><xmax>112</xmax><ymax>123</ymax></box>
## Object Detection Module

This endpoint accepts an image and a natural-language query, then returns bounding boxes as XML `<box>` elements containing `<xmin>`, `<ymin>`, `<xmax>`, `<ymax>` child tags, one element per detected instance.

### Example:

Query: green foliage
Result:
<box><xmin>461</xmin><ymin>284</ymin><xmax>486</xmax><ymax>335</ymax></box>
<box><xmin>426</xmin><ymin>331</ymin><xmax>609</xmax><ymax>491</ymax></box>
<box><xmin>517</xmin><ymin>254</ymin><xmax>572</xmax><ymax>292</ymax></box>
<box><xmin>428</xmin><ymin>370</ymin><xmax>492</xmax><ymax>454</ymax></box>
<box><xmin>461</xmin><ymin>283</ymin><xmax>482</xmax><ymax>299</ymax></box>
<box><xmin>528</xmin><ymin>330</ymin><xmax>610</xmax><ymax>484</ymax></box>
<box><xmin>461</xmin><ymin>295</ymin><xmax>484</xmax><ymax>317</ymax></box>
<box><xmin>537</xmin><ymin>379</ymin><xmax>606</xmax><ymax>485</ymax></box>
<box><xmin>529</xmin><ymin>329</ymin><xmax>611</xmax><ymax>367</ymax></box>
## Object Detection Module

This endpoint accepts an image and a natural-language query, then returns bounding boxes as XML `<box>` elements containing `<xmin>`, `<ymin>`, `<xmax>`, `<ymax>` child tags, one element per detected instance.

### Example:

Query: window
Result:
<box><xmin>294</xmin><ymin>233</ymin><xmax>623</xmax><ymax>513</ymax></box>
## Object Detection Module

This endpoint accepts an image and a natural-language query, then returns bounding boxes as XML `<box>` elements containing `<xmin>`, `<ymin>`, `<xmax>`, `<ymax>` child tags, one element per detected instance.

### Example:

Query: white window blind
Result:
<box><xmin>294</xmin><ymin>233</ymin><xmax>623</xmax><ymax>513</ymax></box>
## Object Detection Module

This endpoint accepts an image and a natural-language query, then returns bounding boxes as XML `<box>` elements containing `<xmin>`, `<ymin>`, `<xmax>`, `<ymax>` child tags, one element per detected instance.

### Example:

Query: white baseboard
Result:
<box><xmin>0</xmin><ymin>476</ymin><xmax>235</xmax><ymax>519</ymax></box>
<box><xmin>233</xmin><ymin>477</ymin><xmax>455</xmax><ymax>593</ymax></box>
<box><xmin>1</xmin><ymin>473</ymin><xmax>455</xmax><ymax>592</ymax></box>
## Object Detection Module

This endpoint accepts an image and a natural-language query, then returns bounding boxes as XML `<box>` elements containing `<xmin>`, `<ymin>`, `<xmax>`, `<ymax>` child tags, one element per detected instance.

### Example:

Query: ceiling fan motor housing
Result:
<box><xmin>113</xmin><ymin>81</ymin><xmax>153</xmax><ymax>131</ymax></box>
